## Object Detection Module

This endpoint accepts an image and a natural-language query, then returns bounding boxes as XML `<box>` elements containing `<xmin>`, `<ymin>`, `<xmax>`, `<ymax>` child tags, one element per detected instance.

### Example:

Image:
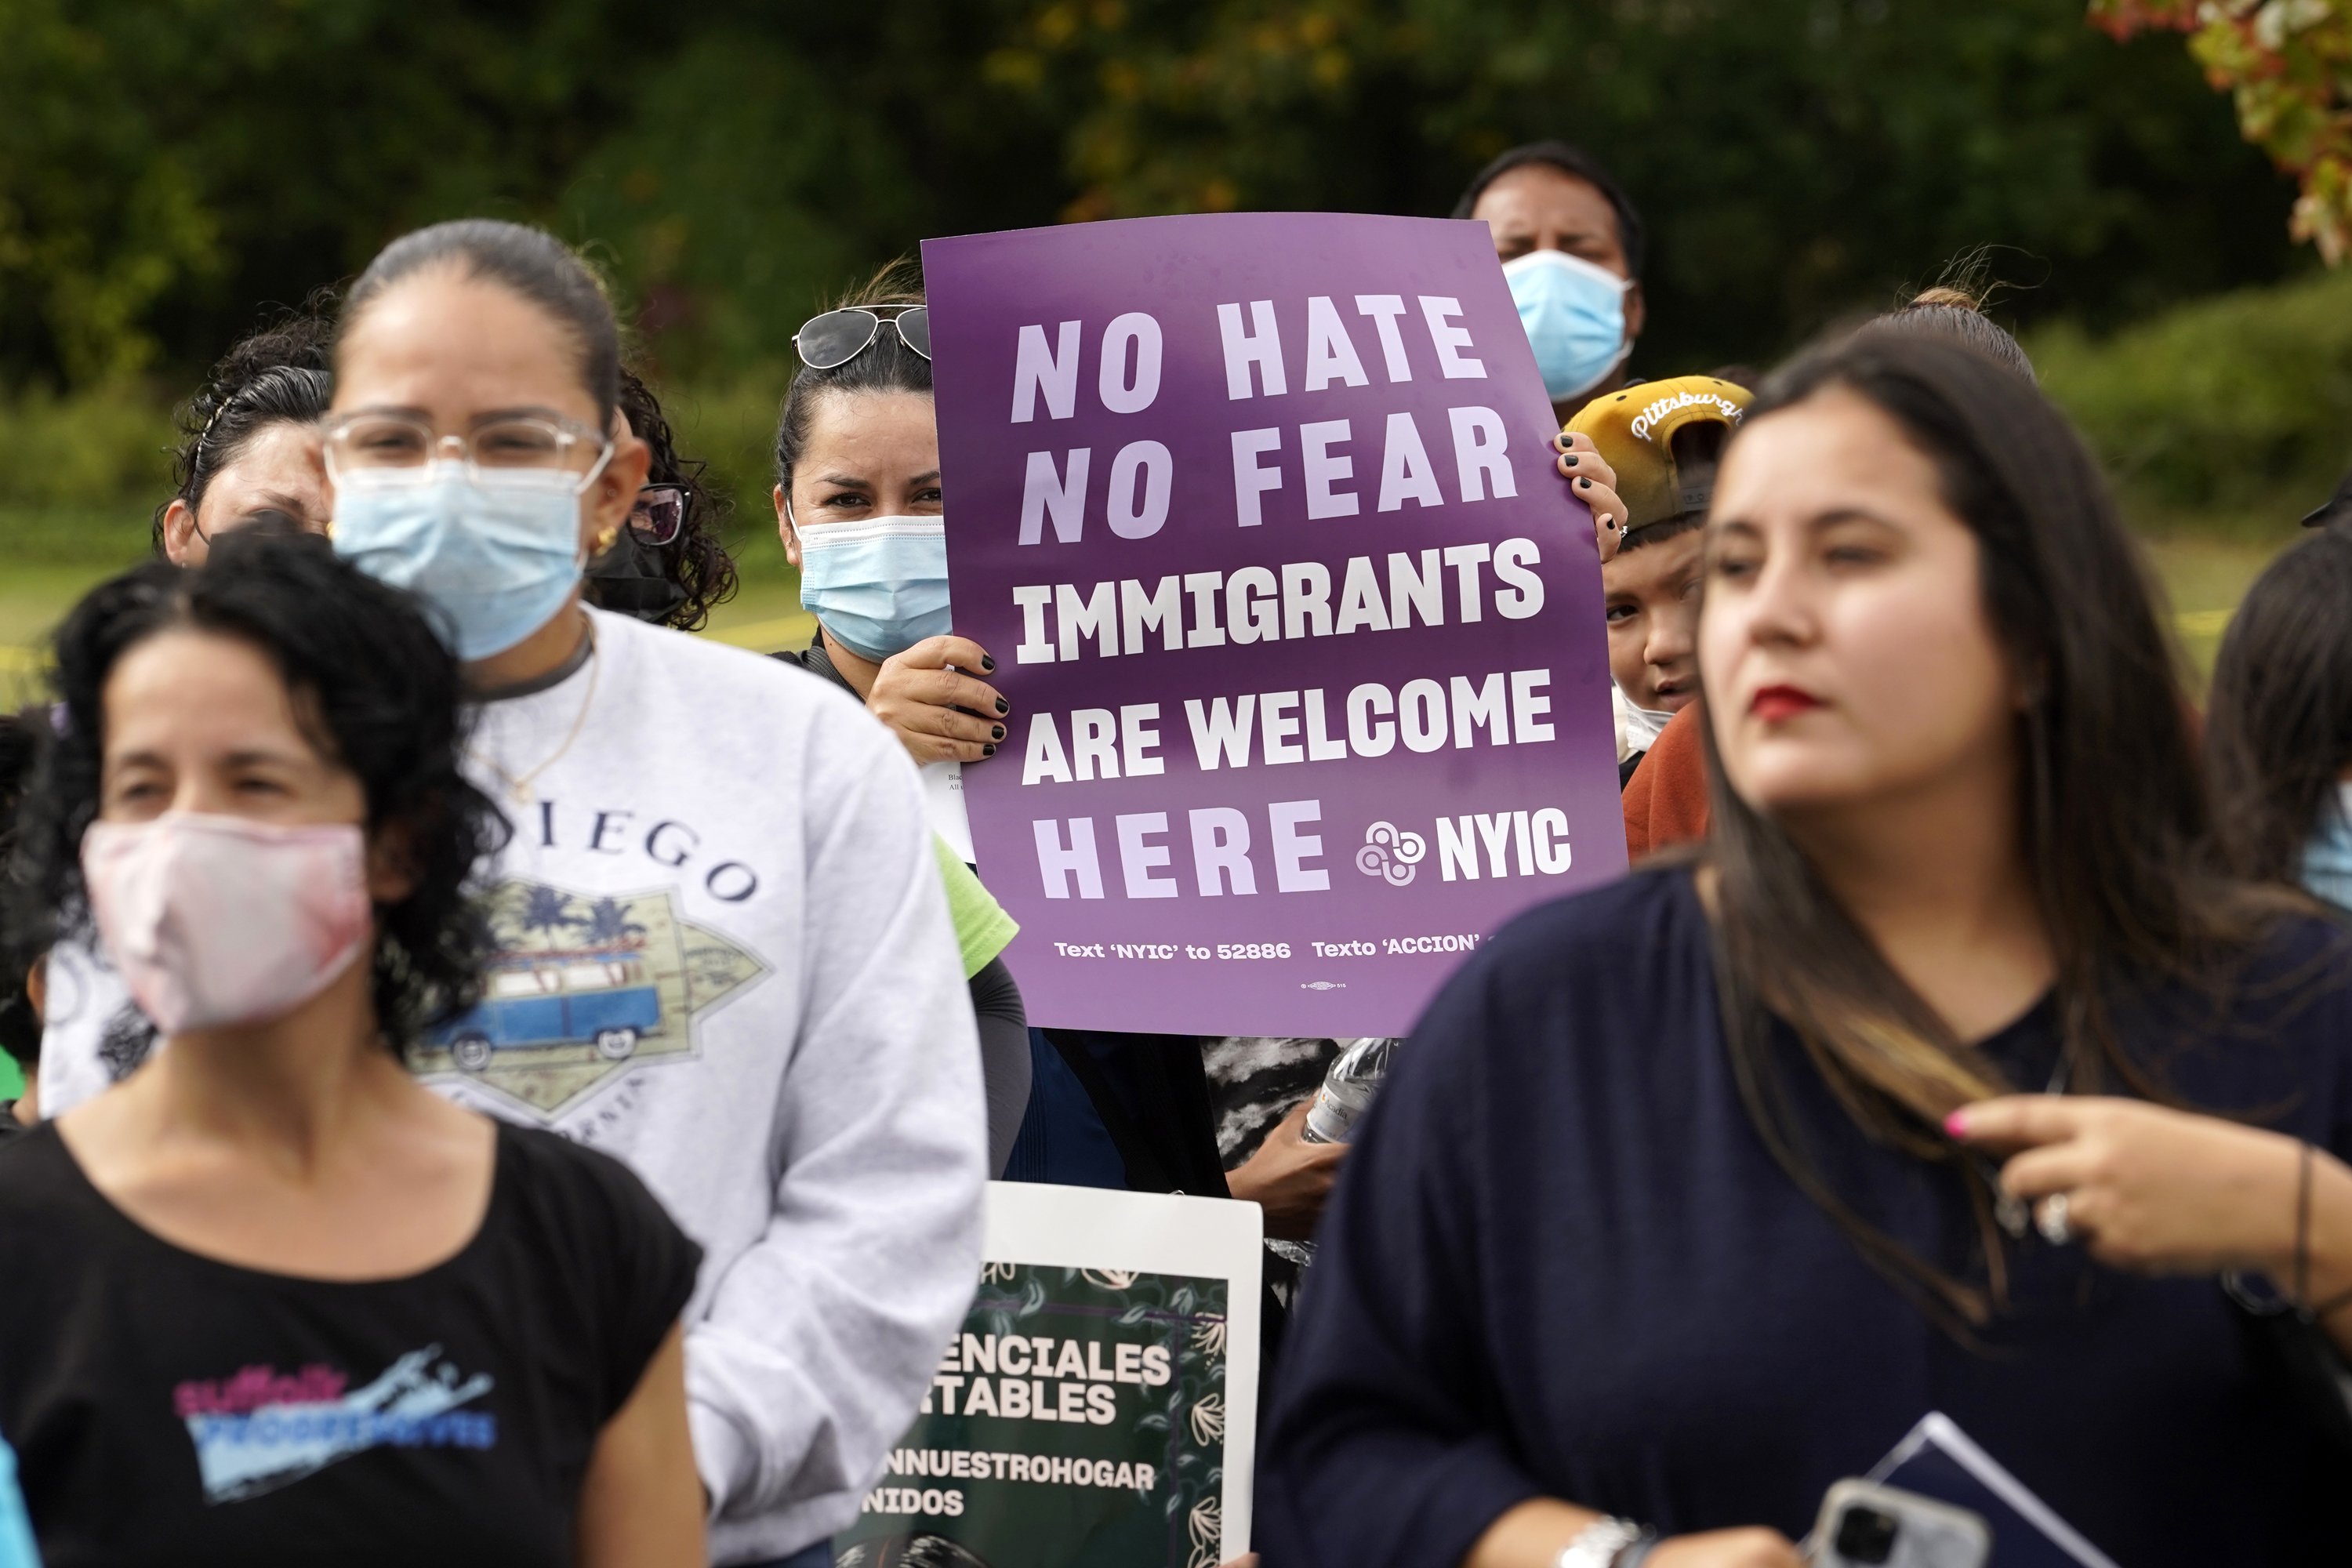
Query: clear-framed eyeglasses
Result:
<box><xmin>321</xmin><ymin>412</ymin><xmax>615</xmax><ymax>492</ymax></box>
<box><xmin>630</xmin><ymin>484</ymin><xmax>687</xmax><ymax>546</ymax></box>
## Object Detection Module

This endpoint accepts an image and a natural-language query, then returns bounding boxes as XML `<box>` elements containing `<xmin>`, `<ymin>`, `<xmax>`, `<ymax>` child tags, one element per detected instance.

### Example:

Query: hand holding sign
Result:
<box><xmin>866</xmin><ymin>635</ymin><xmax>1011</xmax><ymax>765</ymax></box>
<box><xmin>1554</xmin><ymin>430</ymin><xmax>1627</xmax><ymax>562</ymax></box>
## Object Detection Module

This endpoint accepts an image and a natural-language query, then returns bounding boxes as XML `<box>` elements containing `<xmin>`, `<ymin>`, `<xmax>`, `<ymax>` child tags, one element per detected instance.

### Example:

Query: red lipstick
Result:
<box><xmin>1750</xmin><ymin>684</ymin><xmax>1822</xmax><ymax>722</ymax></box>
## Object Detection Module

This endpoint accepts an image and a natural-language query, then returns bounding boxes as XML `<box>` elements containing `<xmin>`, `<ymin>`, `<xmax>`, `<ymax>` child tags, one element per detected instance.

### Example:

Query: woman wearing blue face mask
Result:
<box><xmin>1454</xmin><ymin>140</ymin><xmax>1649</xmax><ymax>423</ymax></box>
<box><xmin>327</xmin><ymin>224</ymin><xmax>984</xmax><ymax>1568</ymax></box>
<box><xmin>34</xmin><ymin>222</ymin><xmax>989</xmax><ymax>1568</ymax></box>
<box><xmin>768</xmin><ymin>271</ymin><xmax>1039</xmax><ymax>1178</ymax></box>
<box><xmin>771</xmin><ymin>273</ymin><xmax>1007</xmax><ymax>780</ymax></box>
<box><xmin>2206</xmin><ymin>521</ymin><xmax>2352</xmax><ymax>908</ymax></box>
<box><xmin>764</xmin><ymin>277</ymin><xmax>1333</xmax><ymax>1250</ymax></box>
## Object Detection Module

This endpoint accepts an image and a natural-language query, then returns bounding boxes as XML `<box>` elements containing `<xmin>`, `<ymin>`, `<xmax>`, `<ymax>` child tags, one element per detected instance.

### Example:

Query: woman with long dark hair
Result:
<box><xmin>2205</xmin><ymin>523</ymin><xmax>2352</xmax><ymax>907</ymax></box>
<box><xmin>1257</xmin><ymin>334</ymin><xmax>2352</xmax><ymax>1567</ymax></box>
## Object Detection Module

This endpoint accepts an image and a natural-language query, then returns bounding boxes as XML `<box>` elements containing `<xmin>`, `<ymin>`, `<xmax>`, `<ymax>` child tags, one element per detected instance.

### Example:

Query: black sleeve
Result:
<box><xmin>968</xmin><ymin>956</ymin><xmax>1030</xmax><ymax>1178</ymax></box>
<box><xmin>596</xmin><ymin>1162</ymin><xmax>700</xmax><ymax>1421</ymax></box>
<box><xmin>513</xmin><ymin>1128</ymin><xmax>703</xmax><ymax>1423</ymax></box>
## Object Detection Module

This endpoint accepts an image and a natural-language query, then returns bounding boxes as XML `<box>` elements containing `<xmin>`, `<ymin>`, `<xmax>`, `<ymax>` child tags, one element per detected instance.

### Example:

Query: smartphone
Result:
<box><xmin>1811</xmin><ymin>1479</ymin><xmax>1991</xmax><ymax>1568</ymax></box>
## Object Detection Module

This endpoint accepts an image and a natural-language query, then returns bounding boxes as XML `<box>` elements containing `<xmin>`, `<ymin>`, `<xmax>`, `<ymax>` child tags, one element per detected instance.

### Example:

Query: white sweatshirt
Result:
<box><xmin>38</xmin><ymin>606</ymin><xmax>988</xmax><ymax>1563</ymax></box>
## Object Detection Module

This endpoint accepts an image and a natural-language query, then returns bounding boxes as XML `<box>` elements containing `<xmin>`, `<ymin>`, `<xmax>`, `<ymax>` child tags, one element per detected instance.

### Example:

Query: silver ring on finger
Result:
<box><xmin>2036</xmin><ymin>1191</ymin><xmax>2074</xmax><ymax>1247</ymax></box>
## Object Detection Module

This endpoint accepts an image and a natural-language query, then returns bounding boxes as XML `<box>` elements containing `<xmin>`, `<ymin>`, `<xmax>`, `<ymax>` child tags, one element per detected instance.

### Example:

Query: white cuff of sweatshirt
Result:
<box><xmin>691</xmin><ymin>1397</ymin><xmax>758</xmax><ymax>1520</ymax></box>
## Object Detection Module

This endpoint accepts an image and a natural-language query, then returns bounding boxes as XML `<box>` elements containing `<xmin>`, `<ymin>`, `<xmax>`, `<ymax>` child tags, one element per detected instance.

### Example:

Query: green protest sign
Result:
<box><xmin>838</xmin><ymin>1185</ymin><xmax>1262</xmax><ymax>1568</ymax></box>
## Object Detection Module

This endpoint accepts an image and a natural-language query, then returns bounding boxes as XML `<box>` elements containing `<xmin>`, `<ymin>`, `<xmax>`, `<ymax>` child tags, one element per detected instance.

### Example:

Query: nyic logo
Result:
<box><xmin>1356</xmin><ymin>820</ymin><xmax>1428</xmax><ymax>887</ymax></box>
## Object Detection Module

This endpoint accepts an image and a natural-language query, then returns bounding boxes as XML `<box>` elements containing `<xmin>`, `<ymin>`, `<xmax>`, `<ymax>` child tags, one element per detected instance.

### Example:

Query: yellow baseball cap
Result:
<box><xmin>1566</xmin><ymin>374</ymin><xmax>1753</xmax><ymax>534</ymax></box>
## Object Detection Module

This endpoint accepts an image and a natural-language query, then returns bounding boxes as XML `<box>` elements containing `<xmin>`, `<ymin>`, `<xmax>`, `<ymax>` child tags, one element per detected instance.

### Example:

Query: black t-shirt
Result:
<box><xmin>0</xmin><ymin>1120</ymin><xmax>700</xmax><ymax>1568</ymax></box>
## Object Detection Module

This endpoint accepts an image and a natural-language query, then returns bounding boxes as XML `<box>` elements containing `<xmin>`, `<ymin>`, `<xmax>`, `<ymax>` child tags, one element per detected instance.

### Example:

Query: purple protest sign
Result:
<box><xmin>923</xmin><ymin>212</ymin><xmax>1626</xmax><ymax>1036</ymax></box>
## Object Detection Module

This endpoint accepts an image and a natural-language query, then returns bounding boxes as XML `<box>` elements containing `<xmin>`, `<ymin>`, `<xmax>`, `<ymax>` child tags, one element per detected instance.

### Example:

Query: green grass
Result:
<box><xmin>0</xmin><ymin>514</ymin><xmax>813</xmax><ymax>707</ymax></box>
<box><xmin>2143</xmin><ymin>530</ymin><xmax>2280</xmax><ymax>685</ymax></box>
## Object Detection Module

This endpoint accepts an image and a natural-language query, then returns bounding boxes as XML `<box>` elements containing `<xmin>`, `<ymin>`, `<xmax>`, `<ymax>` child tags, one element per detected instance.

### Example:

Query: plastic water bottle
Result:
<box><xmin>1303</xmin><ymin>1036</ymin><xmax>1399</xmax><ymax>1144</ymax></box>
<box><xmin>1267</xmin><ymin>1037</ymin><xmax>1400</xmax><ymax>1271</ymax></box>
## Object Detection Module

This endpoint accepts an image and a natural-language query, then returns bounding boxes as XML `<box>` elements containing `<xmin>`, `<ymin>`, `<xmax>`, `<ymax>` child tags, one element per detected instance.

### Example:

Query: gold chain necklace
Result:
<box><xmin>475</xmin><ymin>622</ymin><xmax>601</xmax><ymax>806</ymax></box>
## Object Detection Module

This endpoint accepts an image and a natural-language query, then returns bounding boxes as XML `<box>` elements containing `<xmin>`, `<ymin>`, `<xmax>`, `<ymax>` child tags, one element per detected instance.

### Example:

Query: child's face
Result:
<box><xmin>1602</xmin><ymin>526</ymin><xmax>1703</xmax><ymax>713</ymax></box>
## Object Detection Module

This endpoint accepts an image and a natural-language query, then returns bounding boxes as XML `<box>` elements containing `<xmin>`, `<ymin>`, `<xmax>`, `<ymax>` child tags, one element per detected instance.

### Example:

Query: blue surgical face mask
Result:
<box><xmin>1504</xmin><ymin>249</ymin><xmax>1633</xmax><ymax>403</ymax></box>
<box><xmin>332</xmin><ymin>459</ymin><xmax>600</xmax><ymax>660</ymax></box>
<box><xmin>796</xmin><ymin>513</ymin><xmax>953</xmax><ymax>662</ymax></box>
<box><xmin>2303</xmin><ymin>783</ymin><xmax>2352</xmax><ymax>911</ymax></box>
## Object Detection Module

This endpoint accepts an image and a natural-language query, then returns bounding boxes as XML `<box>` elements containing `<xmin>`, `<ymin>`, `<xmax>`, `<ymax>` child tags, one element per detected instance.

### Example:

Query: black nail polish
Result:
<box><xmin>1577</xmin><ymin>477</ymin><xmax>1592</xmax><ymax>488</ymax></box>
<box><xmin>991</xmin><ymin>724</ymin><xmax>1006</xmax><ymax>741</ymax></box>
<box><xmin>980</xmin><ymin>654</ymin><xmax>996</xmax><ymax>673</ymax></box>
<box><xmin>1562</xmin><ymin>454</ymin><xmax>1578</xmax><ymax>466</ymax></box>
<box><xmin>994</xmin><ymin>697</ymin><xmax>1010</xmax><ymax>715</ymax></box>
<box><xmin>982</xmin><ymin>743</ymin><xmax>997</xmax><ymax>757</ymax></box>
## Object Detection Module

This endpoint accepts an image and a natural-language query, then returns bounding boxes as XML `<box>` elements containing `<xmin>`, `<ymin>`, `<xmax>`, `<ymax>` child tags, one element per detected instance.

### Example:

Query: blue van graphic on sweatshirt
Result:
<box><xmin>409</xmin><ymin>877</ymin><xmax>770</xmax><ymax>1116</ymax></box>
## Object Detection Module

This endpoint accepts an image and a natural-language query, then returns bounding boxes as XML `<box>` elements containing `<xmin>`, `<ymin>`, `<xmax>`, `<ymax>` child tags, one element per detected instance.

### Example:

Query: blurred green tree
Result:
<box><xmin>0</xmin><ymin>0</ymin><xmax>2308</xmax><ymax>394</ymax></box>
<box><xmin>984</xmin><ymin>0</ymin><xmax>2309</xmax><ymax>373</ymax></box>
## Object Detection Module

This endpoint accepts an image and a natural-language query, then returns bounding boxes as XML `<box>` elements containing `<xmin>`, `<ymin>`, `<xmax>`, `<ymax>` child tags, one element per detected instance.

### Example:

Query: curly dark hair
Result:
<box><xmin>150</xmin><ymin>299</ymin><xmax>337</xmax><ymax>554</ymax></box>
<box><xmin>586</xmin><ymin>367</ymin><xmax>739</xmax><ymax>632</ymax></box>
<box><xmin>7</xmin><ymin>532</ymin><xmax>510</xmax><ymax>1050</ymax></box>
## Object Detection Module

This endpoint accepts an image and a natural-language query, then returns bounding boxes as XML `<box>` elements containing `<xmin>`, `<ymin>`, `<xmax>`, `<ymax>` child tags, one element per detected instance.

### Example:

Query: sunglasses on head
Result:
<box><xmin>793</xmin><ymin>305</ymin><xmax>931</xmax><ymax>371</ymax></box>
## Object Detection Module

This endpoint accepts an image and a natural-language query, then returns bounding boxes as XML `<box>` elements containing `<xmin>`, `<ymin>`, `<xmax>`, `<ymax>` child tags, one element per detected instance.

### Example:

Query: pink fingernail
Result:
<box><xmin>1944</xmin><ymin>1111</ymin><xmax>1969</xmax><ymax>1138</ymax></box>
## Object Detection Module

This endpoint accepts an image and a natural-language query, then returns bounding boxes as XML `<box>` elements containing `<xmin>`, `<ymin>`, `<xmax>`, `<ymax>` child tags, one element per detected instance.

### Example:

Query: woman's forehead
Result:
<box><xmin>1715</xmin><ymin>393</ymin><xmax>1937</xmax><ymax>511</ymax></box>
<box><xmin>103</xmin><ymin>630</ymin><xmax>306</xmax><ymax>746</ymax></box>
<box><xmin>337</xmin><ymin>270</ymin><xmax>596</xmax><ymax>423</ymax></box>
<box><xmin>801</xmin><ymin>389</ymin><xmax>938</xmax><ymax>466</ymax></box>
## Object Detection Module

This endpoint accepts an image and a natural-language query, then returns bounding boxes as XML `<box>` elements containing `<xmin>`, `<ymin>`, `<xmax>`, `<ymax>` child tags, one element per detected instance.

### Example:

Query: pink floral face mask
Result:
<box><xmin>81</xmin><ymin>812</ymin><xmax>373</xmax><ymax>1036</ymax></box>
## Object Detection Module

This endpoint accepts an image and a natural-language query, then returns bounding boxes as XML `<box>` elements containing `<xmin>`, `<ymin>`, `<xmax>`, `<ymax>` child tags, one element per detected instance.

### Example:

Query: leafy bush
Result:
<box><xmin>0</xmin><ymin>380</ymin><xmax>172</xmax><ymax>508</ymax></box>
<box><xmin>0</xmin><ymin>381</ymin><xmax>171</xmax><ymax>564</ymax></box>
<box><xmin>2033</xmin><ymin>265</ymin><xmax>2352</xmax><ymax>512</ymax></box>
<box><xmin>21</xmin><ymin>266</ymin><xmax>2352</xmax><ymax>574</ymax></box>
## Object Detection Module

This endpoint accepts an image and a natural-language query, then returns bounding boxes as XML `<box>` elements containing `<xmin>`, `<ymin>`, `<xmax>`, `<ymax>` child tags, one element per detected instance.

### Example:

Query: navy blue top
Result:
<box><xmin>1257</xmin><ymin>867</ymin><xmax>2352</xmax><ymax>1567</ymax></box>
<box><xmin>1001</xmin><ymin>1029</ymin><xmax>1130</xmax><ymax>1190</ymax></box>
